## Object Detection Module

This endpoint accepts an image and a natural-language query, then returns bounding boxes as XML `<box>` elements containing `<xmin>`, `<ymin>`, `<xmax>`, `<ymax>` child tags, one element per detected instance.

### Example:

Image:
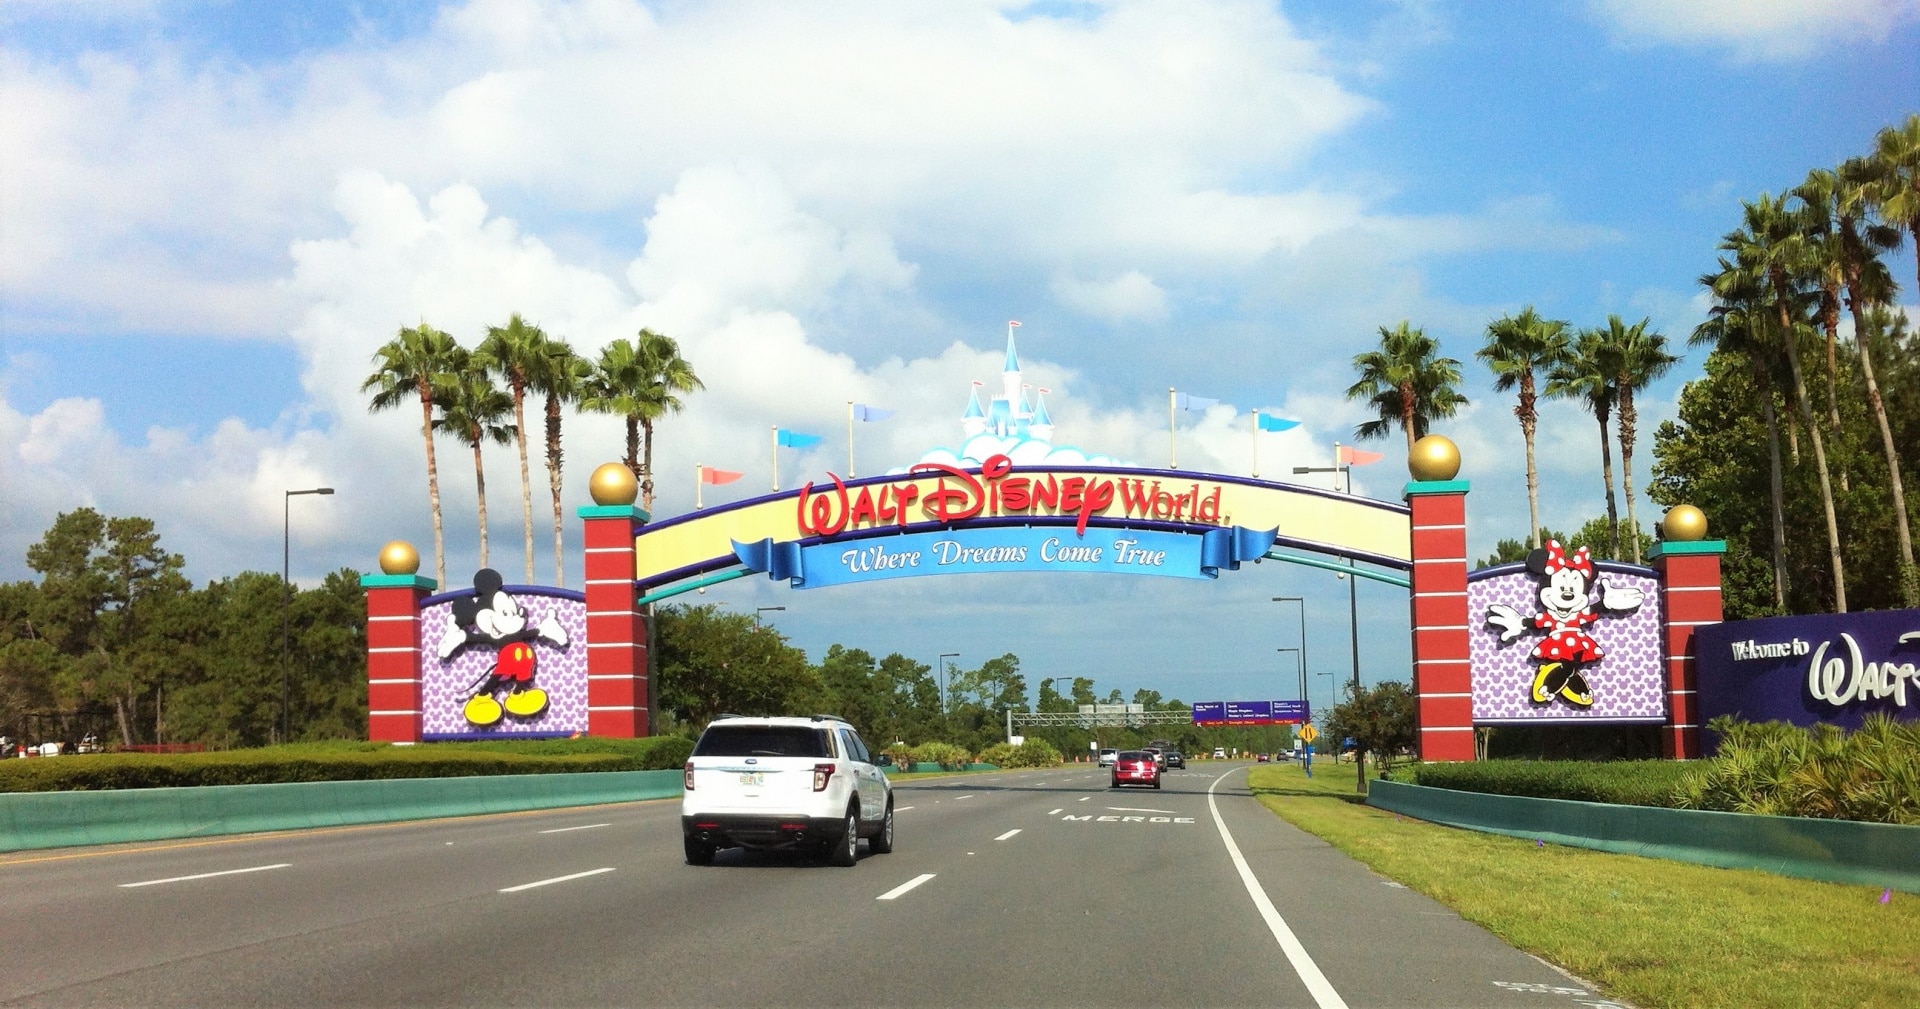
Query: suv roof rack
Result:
<box><xmin>809</xmin><ymin>713</ymin><xmax>849</xmax><ymax>723</ymax></box>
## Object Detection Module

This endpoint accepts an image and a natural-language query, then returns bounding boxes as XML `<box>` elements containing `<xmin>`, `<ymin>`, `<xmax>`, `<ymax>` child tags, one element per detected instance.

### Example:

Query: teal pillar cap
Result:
<box><xmin>359</xmin><ymin>573</ymin><xmax>437</xmax><ymax>590</ymax></box>
<box><xmin>1647</xmin><ymin>539</ymin><xmax>1727</xmax><ymax>559</ymax></box>
<box><xmin>578</xmin><ymin>504</ymin><xmax>650</xmax><ymax>522</ymax></box>
<box><xmin>1404</xmin><ymin>479</ymin><xmax>1470</xmax><ymax>497</ymax></box>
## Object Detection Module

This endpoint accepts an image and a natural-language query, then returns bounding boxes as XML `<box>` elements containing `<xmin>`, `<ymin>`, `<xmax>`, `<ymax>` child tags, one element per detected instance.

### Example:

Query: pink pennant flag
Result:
<box><xmin>699</xmin><ymin>466</ymin><xmax>744</xmax><ymax>485</ymax></box>
<box><xmin>1008</xmin><ymin>320</ymin><xmax>1021</xmax><ymax>328</ymax></box>
<box><xmin>1337</xmin><ymin>445</ymin><xmax>1385</xmax><ymax>466</ymax></box>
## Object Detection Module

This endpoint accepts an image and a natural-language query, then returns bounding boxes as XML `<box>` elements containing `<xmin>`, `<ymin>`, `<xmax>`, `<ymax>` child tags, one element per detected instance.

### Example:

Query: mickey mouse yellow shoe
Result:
<box><xmin>1531</xmin><ymin>663</ymin><xmax>1561</xmax><ymax>704</ymax></box>
<box><xmin>504</xmin><ymin>688</ymin><xmax>548</xmax><ymax>718</ymax></box>
<box><xmin>464</xmin><ymin>694</ymin><xmax>504</xmax><ymax>727</ymax></box>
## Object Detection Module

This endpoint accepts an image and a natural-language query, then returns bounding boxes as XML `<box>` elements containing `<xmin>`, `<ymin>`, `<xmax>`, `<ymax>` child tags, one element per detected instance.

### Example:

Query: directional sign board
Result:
<box><xmin>1192</xmin><ymin>700</ymin><xmax>1310</xmax><ymax>726</ymax></box>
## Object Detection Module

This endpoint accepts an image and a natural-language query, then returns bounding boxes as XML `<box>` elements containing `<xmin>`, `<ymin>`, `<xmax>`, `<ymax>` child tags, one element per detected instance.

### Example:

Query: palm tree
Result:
<box><xmin>1791</xmin><ymin>169</ymin><xmax>1849</xmax><ymax>432</ymax></box>
<box><xmin>1719</xmin><ymin>195</ymin><xmax>1847</xmax><ymax>611</ymax></box>
<box><xmin>1595</xmin><ymin>316</ymin><xmax>1677</xmax><ymax>565</ymax></box>
<box><xmin>361</xmin><ymin>323</ymin><xmax>461</xmax><ymax>587</ymax></box>
<box><xmin>1346</xmin><ymin>321</ymin><xmax>1468</xmax><ymax>457</ymax></box>
<box><xmin>1871</xmin><ymin>113</ymin><xmax>1920</xmax><ymax>304</ymax></box>
<box><xmin>1837</xmin><ymin>155</ymin><xmax>1917</xmax><ymax>604</ymax></box>
<box><xmin>530</xmin><ymin>340</ymin><xmax>590</xmax><ymax>587</ymax></box>
<box><xmin>476</xmin><ymin>313</ymin><xmax>552</xmax><ymax>583</ymax></box>
<box><xmin>1545</xmin><ymin>331</ymin><xmax>1621</xmax><ymax>559</ymax></box>
<box><xmin>434</xmin><ymin>351</ymin><xmax>515</xmax><ymax>569</ymax></box>
<box><xmin>1693</xmin><ymin>269</ymin><xmax>1788</xmax><ymax>610</ymax></box>
<box><xmin>584</xmin><ymin>331</ymin><xmax>704</xmax><ymax>511</ymax></box>
<box><xmin>1478</xmin><ymin>307</ymin><xmax>1571</xmax><ymax>549</ymax></box>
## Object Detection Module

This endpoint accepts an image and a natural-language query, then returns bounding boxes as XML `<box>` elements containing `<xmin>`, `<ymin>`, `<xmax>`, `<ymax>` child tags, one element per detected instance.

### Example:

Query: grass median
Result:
<box><xmin>1246</xmin><ymin>762</ymin><xmax>1920</xmax><ymax>1009</ymax></box>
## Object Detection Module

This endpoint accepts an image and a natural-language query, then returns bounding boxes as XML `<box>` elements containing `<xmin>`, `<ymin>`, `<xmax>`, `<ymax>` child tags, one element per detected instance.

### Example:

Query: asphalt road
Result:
<box><xmin>0</xmin><ymin>764</ymin><xmax>1623</xmax><ymax>1008</ymax></box>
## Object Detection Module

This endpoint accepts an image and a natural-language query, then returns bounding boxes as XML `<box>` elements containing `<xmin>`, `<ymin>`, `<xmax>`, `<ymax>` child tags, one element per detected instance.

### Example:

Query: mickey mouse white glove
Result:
<box><xmin>1600</xmin><ymin>579</ymin><xmax>1645</xmax><ymax>612</ymax></box>
<box><xmin>1485</xmin><ymin>603</ymin><xmax>1524</xmax><ymax>643</ymax></box>
<box><xmin>437</xmin><ymin>621</ymin><xmax>467</xmax><ymax>660</ymax></box>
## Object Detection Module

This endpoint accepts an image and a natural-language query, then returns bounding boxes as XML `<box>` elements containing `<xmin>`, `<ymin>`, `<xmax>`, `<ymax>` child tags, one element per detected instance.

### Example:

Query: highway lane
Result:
<box><xmin>0</xmin><ymin>765</ymin><xmax>1614</xmax><ymax>1007</ymax></box>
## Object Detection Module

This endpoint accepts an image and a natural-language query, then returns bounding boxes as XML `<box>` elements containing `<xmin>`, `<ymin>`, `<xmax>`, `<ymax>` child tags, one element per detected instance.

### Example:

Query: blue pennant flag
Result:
<box><xmin>1256</xmin><ymin>413</ymin><xmax>1300</xmax><ymax>432</ymax></box>
<box><xmin>776</xmin><ymin>428</ymin><xmax>822</xmax><ymax>448</ymax></box>
<box><xmin>1175</xmin><ymin>392</ymin><xmax>1218</xmax><ymax>412</ymax></box>
<box><xmin>852</xmin><ymin>404</ymin><xmax>894</xmax><ymax>422</ymax></box>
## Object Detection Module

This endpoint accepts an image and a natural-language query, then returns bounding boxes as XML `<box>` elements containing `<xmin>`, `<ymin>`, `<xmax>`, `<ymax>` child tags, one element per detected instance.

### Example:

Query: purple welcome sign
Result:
<box><xmin>1695</xmin><ymin>608</ymin><xmax>1920</xmax><ymax>733</ymax></box>
<box><xmin>416</xmin><ymin>585</ymin><xmax>588</xmax><ymax>740</ymax></box>
<box><xmin>1467</xmin><ymin>562</ymin><xmax>1666</xmax><ymax>723</ymax></box>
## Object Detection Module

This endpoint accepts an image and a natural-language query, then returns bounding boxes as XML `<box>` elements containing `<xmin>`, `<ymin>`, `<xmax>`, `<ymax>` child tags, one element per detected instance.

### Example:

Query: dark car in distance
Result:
<box><xmin>1164</xmin><ymin>750</ymin><xmax>1185</xmax><ymax>769</ymax></box>
<box><xmin>1110</xmin><ymin>750</ymin><xmax>1160</xmax><ymax>789</ymax></box>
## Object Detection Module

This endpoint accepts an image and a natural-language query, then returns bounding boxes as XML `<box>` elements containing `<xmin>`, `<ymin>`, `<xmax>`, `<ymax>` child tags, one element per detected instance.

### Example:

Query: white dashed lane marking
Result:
<box><xmin>877</xmin><ymin>873</ymin><xmax>938</xmax><ymax>900</ymax></box>
<box><xmin>120</xmin><ymin>864</ymin><xmax>291</xmax><ymax>889</ymax></box>
<box><xmin>499</xmin><ymin>867</ymin><xmax>616</xmax><ymax>893</ymax></box>
<box><xmin>538</xmin><ymin>823</ymin><xmax>610</xmax><ymax>834</ymax></box>
<box><xmin>895</xmin><ymin>806</ymin><xmax>915</xmax><ymax>812</ymax></box>
<box><xmin>994</xmin><ymin>829</ymin><xmax>1021</xmax><ymax>841</ymax></box>
<box><xmin>1047</xmin><ymin>808</ymin><xmax>1063</xmax><ymax>815</ymax></box>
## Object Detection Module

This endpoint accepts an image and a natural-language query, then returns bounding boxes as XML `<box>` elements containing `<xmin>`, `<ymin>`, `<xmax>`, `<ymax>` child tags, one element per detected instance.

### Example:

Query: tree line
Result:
<box><xmin>362</xmin><ymin>316</ymin><xmax>703</xmax><ymax>589</ymax></box>
<box><xmin>1345</xmin><ymin>114</ymin><xmax>1920</xmax><ymax>617</ymax></box>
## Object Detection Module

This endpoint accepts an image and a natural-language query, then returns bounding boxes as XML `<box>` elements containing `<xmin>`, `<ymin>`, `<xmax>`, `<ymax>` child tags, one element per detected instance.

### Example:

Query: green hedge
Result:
<box><xmin>977</xmin><ymin>739</ymin><xmax>1063</xmax><ymax>768</ymax></box>
<box><xmin>1396</xmin><ymin>759</ymin><xmax>1694</xmax><ymax>808</ymax></box>
<box><xmin>0</xmin><ymin>736</ymin><xmax>695</xmax><ymax>793</ymax></box>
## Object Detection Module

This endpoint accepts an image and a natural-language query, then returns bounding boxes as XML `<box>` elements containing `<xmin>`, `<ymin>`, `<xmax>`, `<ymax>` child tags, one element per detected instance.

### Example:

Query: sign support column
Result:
<box><xmin>1648</xmin><ymin>534</ymin><xmax>1725</xmax><ymax>759</ymax></box>
<box><xmin>580</xmin><ymin>462</ymin><xmax>651</xmax><ymax>738</ymax></box>
<box><xmin>1405</xmin><ymin>478</ymin><xmax>1474</xmax><ymax>761</ymax></box>
<box><xmin>360</xmin><ymin>541</ymin><xmax>433</xmax><ymax>744</ymax></box>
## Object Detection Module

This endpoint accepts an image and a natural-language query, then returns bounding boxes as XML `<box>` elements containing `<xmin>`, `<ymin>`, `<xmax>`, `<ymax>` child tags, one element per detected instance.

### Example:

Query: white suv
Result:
<box><xmin>681</xmin><ymin>714</ymin><xmax>894</xmax><ymax>866</ymax></box>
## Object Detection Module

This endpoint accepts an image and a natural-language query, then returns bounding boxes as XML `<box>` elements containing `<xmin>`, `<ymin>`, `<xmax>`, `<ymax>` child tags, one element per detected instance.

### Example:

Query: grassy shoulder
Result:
<box><xmin>1246</xmin><ymin>763</ymin><xmax>1920</xmax><ymax>1009</ymax></box>
<box><xmin>0</xmin><ymin>737</ymin><xmax>693</xmax><ymax>792</ymax></box>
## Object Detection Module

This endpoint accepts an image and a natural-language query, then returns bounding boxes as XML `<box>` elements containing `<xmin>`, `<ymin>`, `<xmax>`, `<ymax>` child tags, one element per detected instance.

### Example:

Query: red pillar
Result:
<box><xmin>580</xmin><ymin>504</ymin><xmax>650</xmax><ymax>737</ymax></box>
<box><xmin>361</xmin><ymin>573</ymin><xmax>434</xmax><ymax>743</ymax></box>
<box><xmin>1405</xmin><ymin>480</ymin><xmax>1474</xmax><ymax>761</ymax></box>
<box><xmin>1649</xmin><ymin>540</ymin><xmax>1725</xmax><ymax>759</ymax></box>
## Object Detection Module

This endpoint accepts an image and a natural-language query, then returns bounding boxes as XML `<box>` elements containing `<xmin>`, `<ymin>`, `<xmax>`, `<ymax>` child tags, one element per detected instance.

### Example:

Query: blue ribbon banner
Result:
<box><xmin>732</xmin><ymin>525</ymin><xmax>1276</xmax><ymax>590</ymax></box>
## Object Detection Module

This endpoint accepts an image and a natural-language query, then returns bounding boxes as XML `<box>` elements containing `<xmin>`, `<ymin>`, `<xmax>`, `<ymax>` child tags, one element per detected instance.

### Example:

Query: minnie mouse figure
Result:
<box><xmin>1484</xmin><ymin>540</ymin><xmax>1643</xmax><ymax>708</ymax></box>
<box><xmin>437</xmin><ymin>569</ymin><xmax>569</xmax><ymax>727</ymax></box>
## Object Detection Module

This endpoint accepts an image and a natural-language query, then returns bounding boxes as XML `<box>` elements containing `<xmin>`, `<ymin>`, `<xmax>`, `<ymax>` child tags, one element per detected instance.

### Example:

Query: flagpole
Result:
<box><xmin>695</xmin><ymin>465</ymin><xmax>704</xmax><ymax>510</ymax></box>
<box><xmin>1252</xmin><ymin>410</ymin><xmax>1259</xmax><ymax>478</ymax></box>
<box><xmin>1168</xmin><ymin>387</ymin><xmax>1177</xmax><ymax>469</ymax></box>
<box><xmin>847</xmin><ymin>401</ymin><xmax>856</xmax><ymax>478</ymax></box>
<box><xmin>771</xmin><ymin>426</ymin><xmax>779</xmax><ymax>491</ymax></box>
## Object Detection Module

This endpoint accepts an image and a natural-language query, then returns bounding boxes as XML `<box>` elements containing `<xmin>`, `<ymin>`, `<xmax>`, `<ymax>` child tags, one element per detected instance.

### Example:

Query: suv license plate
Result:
<box><xmin>738</xmin><ymin>772</ymin><xmax>765</xmax><ymax>786</ymax></box>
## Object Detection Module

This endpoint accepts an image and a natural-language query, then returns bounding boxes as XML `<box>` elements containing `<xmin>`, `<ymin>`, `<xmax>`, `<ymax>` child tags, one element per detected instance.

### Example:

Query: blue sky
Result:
<box><xmin>2</xmin><ymin>0</ymin><xmax>1916</xmax><ymax>709</ymax></box>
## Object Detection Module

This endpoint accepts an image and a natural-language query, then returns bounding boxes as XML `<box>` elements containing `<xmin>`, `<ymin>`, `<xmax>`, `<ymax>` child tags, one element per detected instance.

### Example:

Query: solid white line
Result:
<box><xmin>876</xmin><ymin>873</ymin><xmax>937</xmax><ymax>900</ymax></box>
<box><xmin>120</xmin><ymin>863</ymin><xmax>291</xmax><ymax>888</ymax></box>
<box><xmin>995</xmin><ymin>829</ymin><xmax>1021</xmax><ymax>841</ymax></box>
<box><xmin>538</xmin><ymin>823</ymin><xmax>612</xmax><ymax>834</ymax></box>
<box><xmin>500</xmin><ymin>867</ymin><xmax>616</xmax><ymax>893</ymax></box>
<box><xmin>1206</xmin><ymin>771</ymin><xmax>1349</xmax><ymax>1009</ymax></box>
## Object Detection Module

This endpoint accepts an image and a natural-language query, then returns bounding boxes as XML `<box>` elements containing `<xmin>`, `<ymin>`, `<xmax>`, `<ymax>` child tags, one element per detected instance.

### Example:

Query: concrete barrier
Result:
<box><xmin>0</xmin><ymin>770</ymin><xmax>683</xmax><ymax>853</ymax></box>
<box><xmin>1367</xmin><ymin>778</ymin><xmax>1920</xmax><ymax>893</ymax></box>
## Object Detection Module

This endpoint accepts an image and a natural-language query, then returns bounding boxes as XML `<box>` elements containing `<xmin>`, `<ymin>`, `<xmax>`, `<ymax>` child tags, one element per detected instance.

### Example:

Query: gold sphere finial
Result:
<box><xmin>589</xmin><ymin>462</ymin><xmax>639</xmax><ymax>506</ymax></box>
<box><xmin>378</xmin><ymin>540</ymin><xmax>420</xmax><ymax>575</ymax></box>
<box><xmin>1408</xmin><ymin>434</ymin><xmax>1461</xmax><ymax>482</ymax></box>
<box><xmin>1663</xmin><ymin>505</ymin><xmax>1708</xmax><ymax>542</ymax></box>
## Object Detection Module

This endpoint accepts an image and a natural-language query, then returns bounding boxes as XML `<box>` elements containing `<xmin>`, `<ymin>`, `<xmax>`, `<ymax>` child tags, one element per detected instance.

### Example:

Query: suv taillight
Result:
<box><xmin>812</xmin><ymin>763</ymin><xmax>836</xmax><ymax>792</ymax></box>
<box><xmin>684</xmin><ymin>761</ymin><xmax>695</xmax><ymax>791</ymax></box>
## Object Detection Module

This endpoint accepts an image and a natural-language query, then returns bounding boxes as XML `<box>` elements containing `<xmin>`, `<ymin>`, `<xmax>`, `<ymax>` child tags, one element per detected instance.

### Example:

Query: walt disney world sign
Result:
<box><xmin>630</xmin><ymin>454</ymin><xmax>1415</xmax><ymax>593</ymax></box>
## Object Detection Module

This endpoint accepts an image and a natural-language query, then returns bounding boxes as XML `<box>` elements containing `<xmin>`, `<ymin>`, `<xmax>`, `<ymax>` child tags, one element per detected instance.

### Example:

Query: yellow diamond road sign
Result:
<box><xmin>1297</xmin><ymin>725</ymin><xmax>1318</xmax><ymax>744</ymax></box>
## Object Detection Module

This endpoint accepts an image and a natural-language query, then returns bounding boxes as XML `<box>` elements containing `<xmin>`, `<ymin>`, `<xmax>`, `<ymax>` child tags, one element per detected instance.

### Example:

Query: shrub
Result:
<box><xmin>0</xmin><ymin>735</ymin><xmax>695</xmax><ymax>792</ymax></box>
<box><xmin>909</xmin><ymin>742</ymin><xmax>972</xmax><ymax>770</ymax></box>
<box><xmin>1672</xmin><ymin>714</ymin><xmax>1920</xmax><ymax>825</ymax></box>
<box><xmin>1404</xmin><ymin>759</ymin><xmax>1692</xmax><ymax>807</ymax></box>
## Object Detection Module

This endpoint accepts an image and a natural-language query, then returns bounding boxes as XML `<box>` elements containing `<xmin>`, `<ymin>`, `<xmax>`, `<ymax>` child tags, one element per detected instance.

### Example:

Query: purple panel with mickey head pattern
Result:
<box><xmin>1468</xmin><ymin>561</ymin><xmax>1666</xmax><ymax>723</ymax></box>
<box><xmin>417</xmin><ymin>585</ymin><xmax>589</xmax><ymax>739</ymax></box>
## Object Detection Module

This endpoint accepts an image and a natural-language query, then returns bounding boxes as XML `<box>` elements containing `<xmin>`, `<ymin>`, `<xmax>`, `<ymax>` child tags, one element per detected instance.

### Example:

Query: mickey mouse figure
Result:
<box><xmin>1484</xmin><ymin>540</ymin><xmax>1643</xmax><ymax>707</ymax></box>
<box><xmin>437</xmin><ymin>569</ymin><xmax>569</xmax><ymax>727</ymax></box>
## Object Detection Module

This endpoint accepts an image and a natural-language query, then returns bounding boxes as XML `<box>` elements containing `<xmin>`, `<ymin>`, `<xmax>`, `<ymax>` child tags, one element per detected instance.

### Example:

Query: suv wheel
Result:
<box><xmin>827</xmin><ymin>808</ymin><xmax>859</xmax><ymax>866</ymax></box>
<box><xmin>683</xmin><ymin>835</ymin><xmax>715</xmax><ymax>865</ymax></box>
<box><xmin>869</xmin><ymin>801</ymin><xmax>895</xmax><ymax>854</ymax></box>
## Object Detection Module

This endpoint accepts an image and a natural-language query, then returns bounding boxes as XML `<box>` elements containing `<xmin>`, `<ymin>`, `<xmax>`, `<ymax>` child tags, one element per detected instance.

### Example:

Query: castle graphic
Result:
<box><xmin>908</xmin><ymin>323</ymin><xmax>1126</xmax><ymax>472</ymax></box>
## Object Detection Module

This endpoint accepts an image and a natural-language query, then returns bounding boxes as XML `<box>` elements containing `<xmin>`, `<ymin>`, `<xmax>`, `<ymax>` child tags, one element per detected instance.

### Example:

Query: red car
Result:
<box><xmin>1110</xmin><ymin>750</ymin><xmax>1160</xmax><ymax>789</ymax></box>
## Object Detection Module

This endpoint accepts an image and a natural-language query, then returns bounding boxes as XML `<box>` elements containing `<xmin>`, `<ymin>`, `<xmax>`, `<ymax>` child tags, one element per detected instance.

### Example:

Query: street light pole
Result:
<box><xmin>283</xmin><ymin>486</ymin><xmax>335</xmax><ymax>745</ymax></box>
<box><xmin>756</xmin><ymin>606</ymin><xmax>785</xmax><ymax>617</ymax></box>
<box><xmin>1295</xmin><ymin>462</ymin><xmax>1366</xmax><ymax>792</ymax></box>
<box><xmin>1272</xmin><ymin>596</ymin><xmax>1307</xmax><ymax>708</ymax></box>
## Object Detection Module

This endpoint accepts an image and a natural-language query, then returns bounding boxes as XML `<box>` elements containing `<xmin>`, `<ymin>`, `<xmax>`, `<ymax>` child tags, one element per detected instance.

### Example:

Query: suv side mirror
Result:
<box><xmin>875</xmin><ymin>754</ymin><xmax>893</xmax><ymax>767</ymax></box>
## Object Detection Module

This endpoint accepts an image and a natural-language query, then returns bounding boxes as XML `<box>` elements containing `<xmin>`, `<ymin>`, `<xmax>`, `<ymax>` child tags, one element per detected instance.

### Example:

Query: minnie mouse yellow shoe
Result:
<box><xmin>464</xmin><ymin>694</ymin><xmax>504</xmax><ymax>727</ymax></box>
<box><xmin>504</xmin><ymin>688</ymin><xmax>548</xmax><ymax>718</ymax></box>
<box><xmin>1531</xmin><ymin>663</ymin><xmax>1561</xmax><ymax>704</ymax></box>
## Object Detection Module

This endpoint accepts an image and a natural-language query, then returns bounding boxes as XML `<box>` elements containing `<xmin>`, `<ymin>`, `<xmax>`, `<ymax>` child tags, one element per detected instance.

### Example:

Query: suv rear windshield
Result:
<box><xmin>694</xmin><ymin>725</ymin><xmax>833</xmax><ymax>758</ymax></box>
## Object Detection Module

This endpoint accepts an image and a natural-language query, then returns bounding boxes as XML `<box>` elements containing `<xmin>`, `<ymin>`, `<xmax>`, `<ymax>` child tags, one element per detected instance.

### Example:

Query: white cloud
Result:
<box><xmin>1592</xmin><ymin>0</ymin><xmax>1920</xmax><ymax>60</ymax></box>
<box><xmin>1051</xmin><ymin>270</ymin><xmax>1168</xmax><ymax>323</ymax></box>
